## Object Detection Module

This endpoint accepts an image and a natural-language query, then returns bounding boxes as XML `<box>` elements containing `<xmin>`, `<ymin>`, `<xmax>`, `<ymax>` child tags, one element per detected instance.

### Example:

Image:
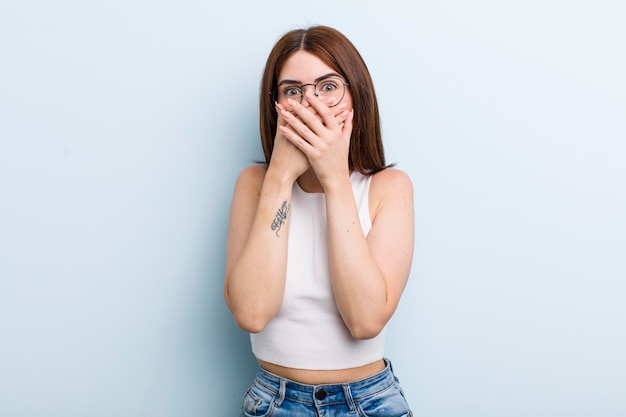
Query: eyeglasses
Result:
<box><xmin>272</xmin><ymin>75</ymin><xmax>350</xmax><ymax>107</ymax></box>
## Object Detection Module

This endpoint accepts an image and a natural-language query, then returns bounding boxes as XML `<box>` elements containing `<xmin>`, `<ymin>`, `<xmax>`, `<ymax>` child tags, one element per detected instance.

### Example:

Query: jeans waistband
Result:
<box><xmin>253</xmin><ymin>358</ymin><xmax>396</xmax><ymax>406</ymax></box>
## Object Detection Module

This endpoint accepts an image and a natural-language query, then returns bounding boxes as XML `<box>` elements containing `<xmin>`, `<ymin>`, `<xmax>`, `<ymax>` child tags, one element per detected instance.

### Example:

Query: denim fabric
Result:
<box><xmin>240</xmin><ymin>359</ymin><xmax>412</xmax><ymax>417</ymax></box>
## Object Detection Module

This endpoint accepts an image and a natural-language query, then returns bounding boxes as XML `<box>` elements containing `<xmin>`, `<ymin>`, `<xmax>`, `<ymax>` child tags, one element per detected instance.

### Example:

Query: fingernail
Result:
<box><xmin>280</xmin><ymin>109</ymin><xmax>291</xmax><ymax>118</ymax></box>
<box><xmin>337</xmin><ymin>103</ymin><xmax>348</xmax><ymax>110</ymax></box>
<box><xmin>287</xmin><ymin>98</ymin><xmax>297</xmax><ymax>107</ymax></box>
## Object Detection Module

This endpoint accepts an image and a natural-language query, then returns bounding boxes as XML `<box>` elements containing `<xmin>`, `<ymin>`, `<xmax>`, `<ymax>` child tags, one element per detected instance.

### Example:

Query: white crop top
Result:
<box><xmin>250</xmin><ymin>172</ymin><xmax>386</xmax><ymax>370</ymax></box>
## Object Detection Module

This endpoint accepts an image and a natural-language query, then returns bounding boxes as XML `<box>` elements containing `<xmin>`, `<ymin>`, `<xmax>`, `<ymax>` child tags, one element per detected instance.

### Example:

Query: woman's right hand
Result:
<box><xmin>268</xmin><ymin>103</ymin><xmax>310</xmax><ymax>182</ymax></box>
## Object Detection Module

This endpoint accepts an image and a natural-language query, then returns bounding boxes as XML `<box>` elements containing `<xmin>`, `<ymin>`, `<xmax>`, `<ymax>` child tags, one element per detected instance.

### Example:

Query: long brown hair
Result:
<box><xmin>259</xmin><ymin>25</ymin><xmax>391</xmax><ymax>175</ymax></box>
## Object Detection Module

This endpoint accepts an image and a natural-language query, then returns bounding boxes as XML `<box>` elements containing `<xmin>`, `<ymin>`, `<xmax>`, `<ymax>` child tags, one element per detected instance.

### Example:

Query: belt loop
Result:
<box><xmin>386</xmin><ymin>358</ymin><xmax>399</xmax><ymax>383</ymax></box>
<box><xmin>274</xmin><ymin>378</ymin><xmax>286</xmax><ymax>407</ymax></box>
<box><xmin>386</xmin><ymin>357</ymin><xmax>393</xmax><ymax>373</ymax></box>
<box><xmin>342</xmin><ymin>383</ymin><xmax>356</xmax><ymax>412</ymax></box>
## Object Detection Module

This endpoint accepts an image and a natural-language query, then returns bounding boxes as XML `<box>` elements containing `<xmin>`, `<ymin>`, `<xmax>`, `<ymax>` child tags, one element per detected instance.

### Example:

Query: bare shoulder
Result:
<box><xmin>369</xmin><ymin>168</ymin><xmax>414</xmax><ymax>219</ymax></box>
<box><xmin>234</xmin><ymin>164</ymin><xmax>268</xmax><ymax>193</ymax></box>
<box><xmin>370</xmin><ymin>168</ymin><xmax>413</xmax><ymax>198</ymax></box>
<box><xmin>237</xmin><ymin>164</ymin><xmax>268</xmax><ymax>182</ymax></box>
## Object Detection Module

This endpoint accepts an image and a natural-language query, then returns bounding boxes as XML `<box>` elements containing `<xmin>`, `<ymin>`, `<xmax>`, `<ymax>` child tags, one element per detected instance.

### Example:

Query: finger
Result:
<box><xmin>279</xmin><ymin>107</ymin><xmax>318</xmax><ymax>145</ymax></box>
<box><xmin>335</xmin><ymin>108</ymin><xmax>350</xmax><ymax>126</ymax></box>
<box><xmin>284</xmin><ymin>99</ymin><xmax>324</xmax><ymax>139</ymax></box>
<box><xmin>292</xmin><ymin>97</ymin><xmax>348</xmax><ymax>124</ymax></box>
<box><xmin>303</xmin><ymin>93</ymin><xmax>338</xmax><ymax>129</ymax></box>
<box><xmin>286</xmin><ymin>98</ymin><xmax>321</xmax><ymax>125</ymax></box>
<box><xmin>279</xmin><ymin>124</ymin><xmax>314</xmax><ymax>154</ymax></box>
<box><xmin>341</xmin><ymin>109</ymin><xmax>354</xmax><ymax>141</ymax></box>
<box><xmin>275</xmin><ymin>103</ymin><xmax>289</xmax><ymax>127</ymax></box>
<box><xmin>333</xmin><ymin>102</ymin><xmax>349</xmax><ymax>115</ymax></box>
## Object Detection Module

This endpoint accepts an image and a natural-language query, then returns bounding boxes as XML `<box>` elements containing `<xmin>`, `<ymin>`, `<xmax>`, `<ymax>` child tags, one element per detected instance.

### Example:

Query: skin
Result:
<box><xmin>224</xmin><ymin>51</ymin><xmax>415</xmax><ymax>384</ymax></box>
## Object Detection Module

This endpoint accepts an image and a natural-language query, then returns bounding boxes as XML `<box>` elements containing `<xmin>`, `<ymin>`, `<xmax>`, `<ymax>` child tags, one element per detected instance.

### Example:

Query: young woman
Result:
<box><xmin>224</xmin><ymin>25</ymin><xmax>415</xmax><ymax>417</ymax></box>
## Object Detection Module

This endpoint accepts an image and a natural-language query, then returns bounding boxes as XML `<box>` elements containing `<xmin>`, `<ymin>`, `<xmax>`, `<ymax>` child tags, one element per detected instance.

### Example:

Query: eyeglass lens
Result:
<box><xmin>276</xmin><ymin>76</ymin><xmax>347</xmax><ymax>107</ymax></box>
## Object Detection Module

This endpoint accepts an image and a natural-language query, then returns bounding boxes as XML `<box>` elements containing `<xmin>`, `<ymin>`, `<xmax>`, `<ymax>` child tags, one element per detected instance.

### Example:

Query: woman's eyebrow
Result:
<box><xmin>314</xmin><ymin>72</ymin><xmax>342</xmax><ymax>83</ymax></box>
<box><xmin>277</xmin><ymin>79</ymin><xmax>301</xmax><ymax>87</ymax></box>
<box><xmin>277</xmin><ymin>72</ymin><xmax>342</xmax><ymax>87</ymax></box>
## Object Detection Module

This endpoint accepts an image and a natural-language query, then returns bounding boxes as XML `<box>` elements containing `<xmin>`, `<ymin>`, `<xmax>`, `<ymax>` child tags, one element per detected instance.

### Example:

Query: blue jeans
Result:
<box><xmin>240</xmin><ymin>359</ymin><xmax>412</xmax><ymax>417</ymax></box>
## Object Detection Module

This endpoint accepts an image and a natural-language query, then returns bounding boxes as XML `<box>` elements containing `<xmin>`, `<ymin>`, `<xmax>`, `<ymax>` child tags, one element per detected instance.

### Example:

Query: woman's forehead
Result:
<box><xmin>278</xmin><ymin>51</ymin><xmax>335</xmax><ymax>82</ymax></box>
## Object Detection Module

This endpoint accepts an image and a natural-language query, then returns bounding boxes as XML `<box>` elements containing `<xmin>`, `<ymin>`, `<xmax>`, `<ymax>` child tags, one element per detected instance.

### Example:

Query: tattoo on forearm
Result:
<box><xmin>271</xmin><ymin>200</ymin><xmax>289</xmax><ymax>237</ymax></box>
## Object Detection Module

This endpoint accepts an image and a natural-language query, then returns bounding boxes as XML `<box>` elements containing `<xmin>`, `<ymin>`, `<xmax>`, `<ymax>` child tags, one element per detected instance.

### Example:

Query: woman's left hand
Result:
<box><xmin>278</xmin><ymin>93</ymin><xmax>353</xmax><ymax>189</ymax></box>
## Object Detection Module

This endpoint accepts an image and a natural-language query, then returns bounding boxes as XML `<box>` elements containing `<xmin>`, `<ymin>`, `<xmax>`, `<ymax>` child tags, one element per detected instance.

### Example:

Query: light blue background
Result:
<box><xmin>1</xmin><ymin>1</ymin><xmax>624</xmax><ymax>416</ymax></box>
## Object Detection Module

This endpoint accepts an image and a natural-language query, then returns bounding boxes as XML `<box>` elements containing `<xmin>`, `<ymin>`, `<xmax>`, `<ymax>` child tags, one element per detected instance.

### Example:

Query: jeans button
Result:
<box><xmin>315</xmin><ymin>389</ymin><xmax>327</xmax><ymax>400</ymax></box>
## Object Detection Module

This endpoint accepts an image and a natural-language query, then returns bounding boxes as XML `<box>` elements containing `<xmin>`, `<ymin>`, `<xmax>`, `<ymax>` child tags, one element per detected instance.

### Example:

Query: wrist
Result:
<box><xmin>320</xmin><ymin>171</ymin><xmax>352</xmax><ymax>194</ymax></box>
<box><xmin>265</xmin><ymin>165</ymin><xmax>298</xmax><ymax>188</ymax></box>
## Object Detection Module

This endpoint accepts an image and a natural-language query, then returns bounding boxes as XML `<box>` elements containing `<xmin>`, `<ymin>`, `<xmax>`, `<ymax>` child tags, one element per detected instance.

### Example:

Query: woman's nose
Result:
<box><xmin>300</xmin><ymin>87</ymin><xmax>315</xmax><ymax>108</ymax></box>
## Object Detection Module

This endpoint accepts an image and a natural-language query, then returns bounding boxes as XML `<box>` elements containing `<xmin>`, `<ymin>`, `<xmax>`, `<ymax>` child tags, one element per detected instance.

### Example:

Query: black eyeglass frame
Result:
<box><xmin>270</xmin><ymin>77</ymin><xmax>350</xmax><ymax>108</ymax></box>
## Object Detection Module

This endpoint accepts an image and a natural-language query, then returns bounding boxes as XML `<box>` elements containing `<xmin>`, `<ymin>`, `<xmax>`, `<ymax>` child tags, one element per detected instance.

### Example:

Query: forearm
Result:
<box><xmin>324</xmin><ymin>179</ymin><xmax>389</xmax><ymax>339</ymax></box>
<box><xmin>226</xmin><ymin>169</ymin><xmax>295</xmax><ymax>333</ymax></box>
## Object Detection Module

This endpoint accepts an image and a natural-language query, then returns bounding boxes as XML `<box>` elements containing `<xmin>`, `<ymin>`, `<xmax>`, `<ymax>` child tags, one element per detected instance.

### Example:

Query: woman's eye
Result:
<box><xmin>283</xmin><ymin>87</ymin><xmax>301</xmax><ymax>97</ymax></box>
<box><xmin>319</xmin><ymin>81</ymin><xmax>338</xmax><ymax>93</ymax></box>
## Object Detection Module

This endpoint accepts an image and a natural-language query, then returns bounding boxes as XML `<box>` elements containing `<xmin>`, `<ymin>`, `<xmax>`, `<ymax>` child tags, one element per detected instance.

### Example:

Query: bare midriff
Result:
<box><xmin>258</xmin><ymin>358</ymin><xmax>386</xmax><ymax>385</ymax></box>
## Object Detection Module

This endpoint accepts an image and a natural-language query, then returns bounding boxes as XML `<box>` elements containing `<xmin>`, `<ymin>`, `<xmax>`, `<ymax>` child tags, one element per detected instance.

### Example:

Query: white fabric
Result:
<box><xmin>250</xmin><ymin>172</ymin><xmax>386</xmax><ymax>370</ymax></box>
